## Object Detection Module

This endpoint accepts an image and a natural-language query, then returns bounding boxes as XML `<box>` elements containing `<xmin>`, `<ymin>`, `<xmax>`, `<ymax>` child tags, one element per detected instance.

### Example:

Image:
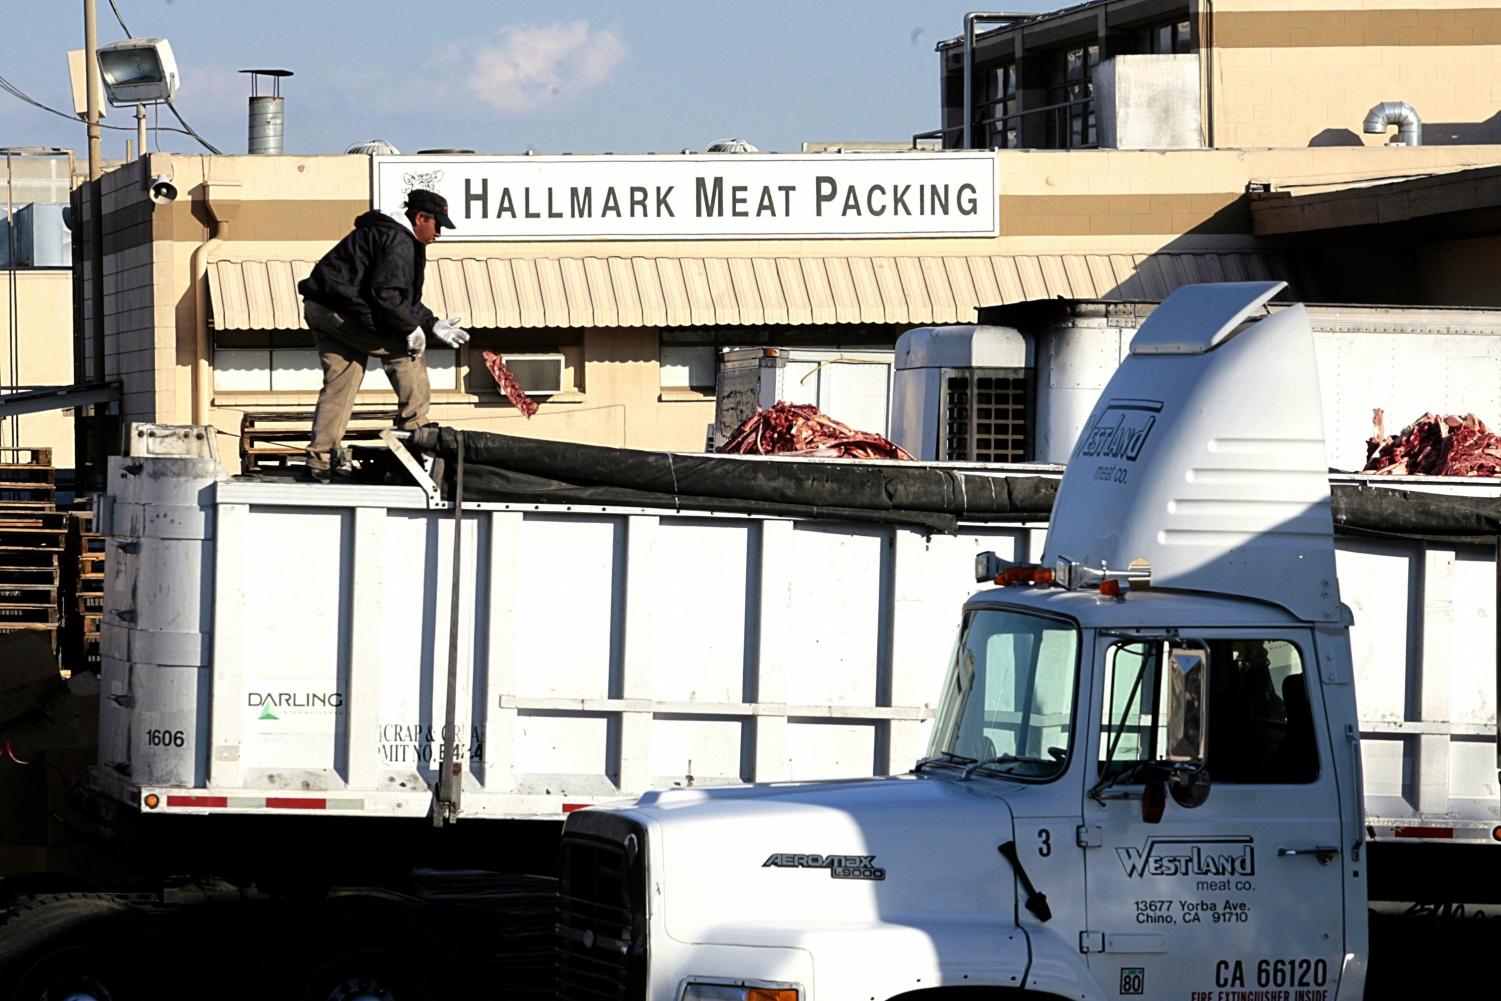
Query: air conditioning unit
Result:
<box><xmin>890</xmin><ymin>325</ymin><xmax>1034</xmax><ymax>462</ymax></box>
<box><xmin>12</xmin><ymin>204</ymin><xmax>72</xmax><ymax>267</ymax></box>
<box><xmin>500</xmin><ymin>353</ymin><xmax>566</xmax><ymax>396</ymax></box>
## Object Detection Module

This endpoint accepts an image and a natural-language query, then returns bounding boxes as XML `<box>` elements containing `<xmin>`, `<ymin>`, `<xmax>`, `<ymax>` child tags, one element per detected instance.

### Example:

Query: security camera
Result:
<box><xmin>148</xmin><ymin>174</ymin><xmax>178</xmax><ymax>204</ymax></box>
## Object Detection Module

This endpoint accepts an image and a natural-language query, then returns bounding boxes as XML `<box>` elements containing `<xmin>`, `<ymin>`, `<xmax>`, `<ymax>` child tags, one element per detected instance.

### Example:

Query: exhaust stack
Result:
<box><xmin>242</xmin><ymin>68</ymin><xmax>293</xmax><ymax>154</ymax></box>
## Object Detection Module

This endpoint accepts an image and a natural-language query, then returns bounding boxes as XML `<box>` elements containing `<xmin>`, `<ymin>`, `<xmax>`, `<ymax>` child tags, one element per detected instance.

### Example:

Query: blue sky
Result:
<box><xmin>2</xmin><ymin>1</ymin><xmax>1056</xmax><ymax>158</ymax></box>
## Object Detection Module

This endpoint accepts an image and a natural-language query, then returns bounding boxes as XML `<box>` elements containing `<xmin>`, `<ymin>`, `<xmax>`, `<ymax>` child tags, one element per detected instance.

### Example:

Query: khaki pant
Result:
<box><xmin>305</xmin><ymin>301</ymin><xmax>431</xmax><ymax>471</ymax></box>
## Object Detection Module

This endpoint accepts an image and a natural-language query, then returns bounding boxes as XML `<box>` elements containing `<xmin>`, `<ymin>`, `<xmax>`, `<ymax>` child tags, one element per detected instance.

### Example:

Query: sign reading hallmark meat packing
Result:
<box><xmin>371</xmin><ymin>152</ymin><xmax>998</xmax><ymax>241</ymax></box>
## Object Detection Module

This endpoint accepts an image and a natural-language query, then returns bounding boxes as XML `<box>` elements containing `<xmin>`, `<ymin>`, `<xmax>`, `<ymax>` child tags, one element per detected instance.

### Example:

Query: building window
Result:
<box><xmin>1046</xmin><ymin>44</ymin><xmax>1099</xmax><ymax>149</ymax></box>
<box><xmin>976</xmin><ymin>62</ymin><xmax>1019</xmax><ymax>149</ymax></box>
<box><xmin>213</xmin><ymin>347</ymin><xmax>457</xmax><ymax>393</ymax></box>
<box><xmin>660</xmin><ymin>344</ymin><xmax>716</xmax><ymax>392</ymax></box>
<box><xmin>1130</xmin><ymin>19</ymin><xmax>1194</xmax><ymax>55</ymax></box>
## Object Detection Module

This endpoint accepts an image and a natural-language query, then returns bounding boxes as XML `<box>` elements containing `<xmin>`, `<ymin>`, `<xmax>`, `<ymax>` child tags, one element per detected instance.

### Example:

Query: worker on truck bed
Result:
<box><xmin>296</xmin><ymin>188</ymin><xmax>470</xmax><ymax>481</ymax></box>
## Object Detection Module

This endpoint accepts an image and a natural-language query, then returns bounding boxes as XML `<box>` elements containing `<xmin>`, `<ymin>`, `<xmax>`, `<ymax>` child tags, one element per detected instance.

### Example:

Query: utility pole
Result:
<box><xmin>84</xmin><ymin>0</ymin><xmax>100</xmax><ymax>181</ymax></box>
<box><xmin>83</xmin><ymin>0</ymin><xmax>106</xmax><ymax>488</ymax></box>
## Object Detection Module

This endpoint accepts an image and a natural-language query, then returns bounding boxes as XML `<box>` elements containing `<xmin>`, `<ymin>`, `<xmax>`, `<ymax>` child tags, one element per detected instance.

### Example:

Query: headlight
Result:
<box><xmin>682</xmin><ymin>983</ymin><xmax>800</xmax><ymax>1001</ymax></box>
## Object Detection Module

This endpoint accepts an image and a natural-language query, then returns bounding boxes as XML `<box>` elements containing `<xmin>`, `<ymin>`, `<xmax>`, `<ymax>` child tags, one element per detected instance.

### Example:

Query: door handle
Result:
<box><xmin>1277</xmin><ymin>846</ymin><xmax>1340</xmax><ymax>864</ymax></box>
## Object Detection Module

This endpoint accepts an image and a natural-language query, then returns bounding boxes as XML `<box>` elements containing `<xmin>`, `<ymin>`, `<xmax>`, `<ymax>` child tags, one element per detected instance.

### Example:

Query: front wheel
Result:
<box><xmin>296</xmin><ymin>949</ymin><xmax>434</xmax><ymax>1001</ymax></box>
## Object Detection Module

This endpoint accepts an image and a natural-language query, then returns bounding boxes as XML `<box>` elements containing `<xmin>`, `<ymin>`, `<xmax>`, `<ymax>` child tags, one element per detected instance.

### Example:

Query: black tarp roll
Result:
<box><xmin>431</xmin><ymin>429</ymin><xmax>1501</xmax><ymax>540</ymax></box>
<box><xmin>434</xmin><ymin>428</ymin><xmax>1059</xmax><ymax>533</ymax></box>
<box><xmin>1331</xmin><ymin>482</ymin><xmax>1501</xmax><ymax>541</ymax></box>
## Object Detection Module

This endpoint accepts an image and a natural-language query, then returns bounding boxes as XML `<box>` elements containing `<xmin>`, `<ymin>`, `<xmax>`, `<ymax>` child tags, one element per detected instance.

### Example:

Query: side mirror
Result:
<box><xmin>1165</xmin><ymin>644</ymin><xmax>1211</xmax><ymax>810</ymax></box>
<box><xmin>1165</xmin><ymin>645</ymin><xmax>1207</xmax><ymax>763</ymax></box>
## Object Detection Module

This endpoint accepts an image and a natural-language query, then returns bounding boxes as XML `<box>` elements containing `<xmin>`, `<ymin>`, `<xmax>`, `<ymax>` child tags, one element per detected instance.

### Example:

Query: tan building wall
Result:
<box><xmin>0</xmin><ymin>271</ymin><xmax>75</xmax><ymax>469</ymax></box>
<box><xmin>2</xmin><ymin>152</ymin><xmax>77</xmax><ymax>471</ymax></box>
<box><xmin>1204</xmin><ymin>0</ymin><xmax>1501</xmax><ymax>148</ymax></box>
<box><xmin>79</xmin><ymin>144</ymin><xmax>1501</xmax><ymax>468</ymax></box>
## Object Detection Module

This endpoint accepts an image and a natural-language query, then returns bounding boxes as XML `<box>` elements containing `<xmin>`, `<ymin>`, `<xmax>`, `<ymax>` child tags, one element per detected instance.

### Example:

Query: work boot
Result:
<box><xmin>298</xmin><ymin>465</ymin><xmax>331</xmax><ymax>484</ymax></box>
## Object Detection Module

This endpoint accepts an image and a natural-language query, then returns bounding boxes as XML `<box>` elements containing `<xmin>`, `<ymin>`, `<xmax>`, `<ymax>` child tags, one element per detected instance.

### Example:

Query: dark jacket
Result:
<box><xmin>298</xmin><ymin>211</ymin><xmax>436</xmax><ymax>346</ymax></box>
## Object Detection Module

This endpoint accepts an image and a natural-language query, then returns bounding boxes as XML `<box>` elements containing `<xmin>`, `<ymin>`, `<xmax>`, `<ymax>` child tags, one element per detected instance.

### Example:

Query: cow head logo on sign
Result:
<box><xmin>402</xmin><ymin>170</ymin><xmax>443</xmax><ymax>196</ymax></box>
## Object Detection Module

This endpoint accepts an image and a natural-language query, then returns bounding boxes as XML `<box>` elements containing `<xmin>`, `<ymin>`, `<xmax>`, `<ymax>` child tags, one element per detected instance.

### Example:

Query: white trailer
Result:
<box><xmin>90</xmin><ymin>445</ymin><xmax>1041</xmax><ymax>821</ymax></box>
<box><xmin>892</xmin><ymin>300</ymin><xmax>1501</xmax><ymax>466</ymax></box>
<box><xmin>88</xmin><ymin>435</ymin><xmax>1499</xmax><ymax>857</ymax></box>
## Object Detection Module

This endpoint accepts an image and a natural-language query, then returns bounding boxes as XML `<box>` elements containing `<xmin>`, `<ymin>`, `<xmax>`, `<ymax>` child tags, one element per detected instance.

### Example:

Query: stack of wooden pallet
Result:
<box><xmin>239</xmin><ymin>408</ymin><xmax>398</xmax><ymax>474</ymax></box>
<box><xmin>63</xmin><ymin>507</ymin><xmax>105</xmax><ymax>672</ymax></box>
<box><xmin>0</xmin><ymin>447</ymin><xmax>64</xmax><ymax>656</ymax></box>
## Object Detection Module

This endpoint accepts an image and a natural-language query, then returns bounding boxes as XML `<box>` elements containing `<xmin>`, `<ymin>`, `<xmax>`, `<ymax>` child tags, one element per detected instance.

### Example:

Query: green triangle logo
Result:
<box><xmin>258</xmin><ymin>706</ymin><xmax>279</xmax><ymax>721</ymax></box>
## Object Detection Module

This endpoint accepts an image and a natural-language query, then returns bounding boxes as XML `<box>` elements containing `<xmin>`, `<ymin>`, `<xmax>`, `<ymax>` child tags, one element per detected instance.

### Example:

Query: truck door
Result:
<box><xmin>1082</xmin><ymin>633</ymin><xmax>1345</xmax><ymax>1001</ymax></box>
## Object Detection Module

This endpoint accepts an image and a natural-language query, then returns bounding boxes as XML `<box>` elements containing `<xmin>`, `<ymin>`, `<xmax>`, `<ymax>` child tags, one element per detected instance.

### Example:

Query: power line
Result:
<box><xmin>107</xmin><ymin>0</ymin><xmax>133</xmax><ymax>38</ymax></box>
<box><xmin>165</xmin><ymin>100</ymin><xmax>221</xmax><ymax>155</ymax></box>
<box><xmin>103</xmin><ymin>0</ymin><xmax>224</xmax><ymax>154</ymax></box>
<box><xmin>0</xmin><ymin>73</ymin><xmax>195</xmax><ymax>138</ymax></box>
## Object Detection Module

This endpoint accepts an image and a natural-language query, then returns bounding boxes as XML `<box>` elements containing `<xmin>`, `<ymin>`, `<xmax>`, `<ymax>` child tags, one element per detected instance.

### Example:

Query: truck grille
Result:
<box><xmin>558</xmin><ymin>815</ymin><xmax>647</xmax><ymax>1001</ymax></box>
<box><xmin>943</xmin><ymin>369</ymin><xmax>1032</xmax><ymax>462</ymax></box>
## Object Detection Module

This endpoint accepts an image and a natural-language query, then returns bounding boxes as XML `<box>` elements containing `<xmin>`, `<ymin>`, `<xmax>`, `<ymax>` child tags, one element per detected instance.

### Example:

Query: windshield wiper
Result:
<box><xmin>961</xmin><ymin>754</ymin><xmax>1056</xmax><ymax>780</ymax></box>
<box><xmin>912</xmin><ymin>750</ymin><xmax>977</xmax><ymax>773</ymax></box>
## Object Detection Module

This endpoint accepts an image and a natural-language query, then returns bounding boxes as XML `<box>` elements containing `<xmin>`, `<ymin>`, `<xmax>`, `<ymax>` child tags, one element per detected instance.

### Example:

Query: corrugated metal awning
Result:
<box><xmin>207</xmin><ymin>252</ymin><xmax>1292</xmax><ymax>331</ymax></box>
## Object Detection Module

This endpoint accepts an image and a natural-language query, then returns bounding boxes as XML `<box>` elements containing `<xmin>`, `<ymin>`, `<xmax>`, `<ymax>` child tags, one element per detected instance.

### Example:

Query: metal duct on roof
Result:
<box><xmin>1363</xmin><ymin>101</ymin><xmax>1422</xmax><ymax>146</ymax></box>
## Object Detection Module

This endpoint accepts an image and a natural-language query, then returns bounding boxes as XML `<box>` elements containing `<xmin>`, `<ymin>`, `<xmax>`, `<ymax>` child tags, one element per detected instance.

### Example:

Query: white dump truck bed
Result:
<box><xmin>92</xmin><ymin>445</ymin><xmax>1499</xmax><ymax>840</ymax></box>
<box><xmin>93</xmin><ymin>455</ymin><xmax>1046</xmax><ymax>820</ymax></box>
<box><xmin>1335</xmin><ymin>477</ymin><xmax>1501</xmax><ymax>842</ymax></box>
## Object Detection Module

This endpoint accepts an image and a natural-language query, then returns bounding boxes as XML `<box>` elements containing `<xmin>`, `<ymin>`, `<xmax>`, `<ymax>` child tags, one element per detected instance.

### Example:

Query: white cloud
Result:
<box><xmin>465</xmin><ymin>21</ymin><xmax>627</xmax><ymax>116</ymax></box>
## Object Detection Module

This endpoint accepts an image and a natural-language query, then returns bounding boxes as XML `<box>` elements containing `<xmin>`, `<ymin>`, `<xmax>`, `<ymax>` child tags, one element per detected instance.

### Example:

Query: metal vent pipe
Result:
<box><xmin>1363</xmin><ymin>101</ymin><xmax>1422</xmax><ymax>146</ymax></box>
<box><xmin>242</xmin><ymin>69</ymin><xmax>293</xmax><ymax>155</ymax></box>
<box><xmin>248</xmin><ymin>96</ymin><xmax>283</xmax><ymax>154</ymax></box>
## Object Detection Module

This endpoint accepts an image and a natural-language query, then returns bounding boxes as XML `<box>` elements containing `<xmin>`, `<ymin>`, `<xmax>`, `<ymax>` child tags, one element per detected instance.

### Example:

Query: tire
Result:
<box><xmin>268</xmin><ymin>896</ymin><xmax>440</xmax><ymax>1001</ymax></box>
<box><xmin>0</xmin><ymin>895</ymin><xmax>152</xmax><ymax>1001</ymax></box>
<box><xmin>295</xmin><ymin>948</ymin><xmax>434</xmax><ymax>1001</ymax></box>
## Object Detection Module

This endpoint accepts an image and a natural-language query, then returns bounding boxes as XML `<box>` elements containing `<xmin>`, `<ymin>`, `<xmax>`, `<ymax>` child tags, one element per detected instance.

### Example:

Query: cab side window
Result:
<box><xmin>1099</xmin><ymin>638</ymin><xmax>1318</xmax><ymax>784</ymax></box>
<box><xmin>1099</xmin><ymin>641</ymin><xmax>1163</xmax><ymax>771</ymax></box>
<box><xmin>1205</xmin><ymin>640</ymin><xmax>1318</xmax><ymax>784</ymax></box>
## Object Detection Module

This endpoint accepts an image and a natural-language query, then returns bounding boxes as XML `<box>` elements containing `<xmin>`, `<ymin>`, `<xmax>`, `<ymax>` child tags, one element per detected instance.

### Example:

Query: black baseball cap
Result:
<box><xmin>406</xmin><ymin>189</ymin><xmax>455</xmax><ymax>229</ymax></box>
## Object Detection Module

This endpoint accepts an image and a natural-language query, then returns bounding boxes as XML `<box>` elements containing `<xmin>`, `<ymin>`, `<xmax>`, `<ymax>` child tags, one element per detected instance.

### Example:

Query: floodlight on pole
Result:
<box><xmin>97</xmin><ymin>38</ymin><xmax>179</xmax><ymax>106</ymax></box>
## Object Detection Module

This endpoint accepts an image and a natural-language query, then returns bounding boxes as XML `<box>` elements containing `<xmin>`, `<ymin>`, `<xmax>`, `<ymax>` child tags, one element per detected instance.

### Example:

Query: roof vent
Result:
<box><xmin>346</xmin><ymin>138</ymin><xmax>400</xmax><ymax>155</ymax></box>
<box><xmin>706</xmin><ymin>138</ymin><xmax>759</xmax><ymax>153</ymax></box>
<box><xmin>241</xmin><ymin>69</ymin><xmax>292</xmax><ymax>155</ymax></box>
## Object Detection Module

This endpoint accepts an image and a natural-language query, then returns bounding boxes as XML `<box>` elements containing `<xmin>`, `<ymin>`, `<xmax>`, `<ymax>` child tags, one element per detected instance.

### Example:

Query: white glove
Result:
<box><xmin>432</xmin><ymin>316</ymin><xmax>470</xmax><ymax>348</ymax></box>
<box><xmin>406</xmin><ymin>327</ymin><xmax>426</xmax><ymax>355</ymax></box>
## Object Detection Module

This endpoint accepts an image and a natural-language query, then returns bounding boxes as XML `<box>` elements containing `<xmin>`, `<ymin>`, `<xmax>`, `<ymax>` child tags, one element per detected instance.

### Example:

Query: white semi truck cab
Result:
<box><xmin>559</xmin><ymin>282</ymin><xmax>1377</xmax><ymax>1001</ymax></box>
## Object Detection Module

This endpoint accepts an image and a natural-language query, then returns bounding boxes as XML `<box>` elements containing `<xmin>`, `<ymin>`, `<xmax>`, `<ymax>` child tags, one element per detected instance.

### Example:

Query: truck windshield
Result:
<box><xmin>927</xmin><ymin>609</ymin><xmax>1080</xmax><ymax>781</ymax></box>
